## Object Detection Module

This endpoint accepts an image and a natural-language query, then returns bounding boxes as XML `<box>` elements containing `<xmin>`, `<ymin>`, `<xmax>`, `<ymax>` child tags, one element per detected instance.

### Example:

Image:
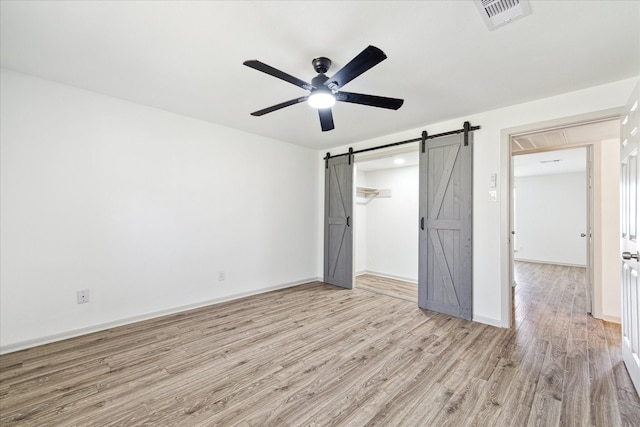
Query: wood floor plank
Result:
<box><xmin>356</xmin><ymin>273</ymin><xmax>418</xmax><ymax>302</ymax></box>
<box><xmin>602</xmin><ymin>321</ymin><xmax>640</xmax><ymax>417</ymax></box>
<box><xmin>526</xmin><ymin>340</ymin><xmax>564</xmax><ymax>426</ymax></box>
<box><xmin>1</xmin><ymin>264</ymin><xmax>638</xmax><ymax>426</ymax></box>
<box><xmin>560</xmin><ymin>269</ymin><xmax>590</xmax><ymax>426</ymax></box>
<box><xmin>588</xmin><ymin>315</ymin><xmax>624</xmax><ymax>427</ymax></box>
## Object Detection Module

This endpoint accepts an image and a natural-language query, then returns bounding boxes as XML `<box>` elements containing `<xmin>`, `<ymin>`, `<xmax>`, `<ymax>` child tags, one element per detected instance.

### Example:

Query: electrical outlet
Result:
<box><xmin>77</xmin><ymin>289</ymin><xmax>90</xmax><ymax>304</ymax></box>
<box><xmin>218</xmin><ymin>271</ymin><xmax>226</xmax><ymax>281</ymax></box>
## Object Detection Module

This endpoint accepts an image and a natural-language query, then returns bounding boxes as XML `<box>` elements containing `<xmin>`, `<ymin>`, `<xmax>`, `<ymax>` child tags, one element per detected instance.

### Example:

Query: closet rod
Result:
<box><xmin>324</xmin><ymin>121</ymin><xmax>480</xmax><ymax>165</ymax></box>
<box><xmin>356</xmin><ymin>189</ymin><xmax>380</xmax><ymax>195</ymax></box>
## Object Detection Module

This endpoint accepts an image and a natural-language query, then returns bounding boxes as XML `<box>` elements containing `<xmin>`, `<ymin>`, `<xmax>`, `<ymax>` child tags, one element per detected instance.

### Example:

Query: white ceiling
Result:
<box><xmin>1</xmin><ymin>1</ymin><xmax>638</xmax><ymax>150</ymax></box>
<box><xmin>513</xmin><ymin>147</ymin><xmax>587</xmax><ymax>178</ymax></box>
<box><xmin>356</xmin><ymin>150</ymin><xmax>420</xmax><ymax>172</ymax></box>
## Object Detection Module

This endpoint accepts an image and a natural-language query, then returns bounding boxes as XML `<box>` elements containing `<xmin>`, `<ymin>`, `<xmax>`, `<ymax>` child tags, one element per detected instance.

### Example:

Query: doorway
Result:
<box><xmin>508</xmin><ymin>118</ymin><xmax>621</xmax><ymax>322</ymax></box>
<box><xmin>353</xmin><ymin>147</ymin><xmax>419</xmax><ymax>303</ymax></box>
<box><xmin>512</xmin><ymin>147</ymin><xmax>589</xmax><ymax>306</ymax></box>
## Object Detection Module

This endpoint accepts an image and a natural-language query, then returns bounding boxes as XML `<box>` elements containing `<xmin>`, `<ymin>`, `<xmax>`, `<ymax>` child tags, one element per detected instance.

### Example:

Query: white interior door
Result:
<box><xmin>621</xmin><ymin>82</ymin><xmax>640</xmax><ymax>395</ymax></box>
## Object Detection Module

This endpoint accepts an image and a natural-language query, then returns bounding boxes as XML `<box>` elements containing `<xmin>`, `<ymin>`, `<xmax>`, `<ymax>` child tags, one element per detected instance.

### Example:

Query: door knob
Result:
<box><xmin>580</xmin><ymin>233</ymin><xmax>586</xmax><ymax>237</ymax></box>
<box><xmin>622</xmin><ymin>251</ymin><xmax>639</xmax><ymax>261</ymax></box>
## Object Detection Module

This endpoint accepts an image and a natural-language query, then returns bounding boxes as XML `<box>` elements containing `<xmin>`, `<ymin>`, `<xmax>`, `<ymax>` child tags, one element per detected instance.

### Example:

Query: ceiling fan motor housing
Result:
<box><xmin>312</xmin><ymin>57</ymin><xmax>332</xmax><ymax>74</ymax></box>
<box><xmin>311</xmin><ymin>74</ymin><xmax>330</xmax><ymax>89</ymax></box>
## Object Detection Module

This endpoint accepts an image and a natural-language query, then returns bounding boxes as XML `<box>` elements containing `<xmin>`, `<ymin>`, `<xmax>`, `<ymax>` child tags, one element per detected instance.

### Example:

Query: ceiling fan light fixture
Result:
<box><xmin>308</xmin><ymin>90</ymin><xmax>336</xmax><ymax>109</ymax></box>
<box><xmin>244</xmin><ymin>45</ymin><xmax>403</xmax><ymax>131</ymax></box>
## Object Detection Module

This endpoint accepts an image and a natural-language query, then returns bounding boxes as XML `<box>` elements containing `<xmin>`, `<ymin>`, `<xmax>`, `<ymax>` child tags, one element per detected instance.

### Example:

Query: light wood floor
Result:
<box><xmin>1</xmin><ymin>262</ymin><xmax>638</xmax><ymax>426</ymax></box>
<box><xmin>356</xmin><ymin>274</ymin><xmax>418</xmax><ymax>302</ymax></box>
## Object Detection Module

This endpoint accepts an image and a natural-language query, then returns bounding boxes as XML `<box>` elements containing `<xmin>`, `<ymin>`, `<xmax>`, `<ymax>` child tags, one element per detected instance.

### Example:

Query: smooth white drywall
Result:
<box><xmin>356</xmin><ymin>166</ymin><xmax>419</xmax><ymax>282</ymax></box>
<box><xmin>514</xmin><ymin>172</ymin><xmax>587</xmax><ymax>266</ymax></box>
<box><xmin>0</xmin><ymin>69</ymin><xmax>320</xmax><ymax>353</ymax></box>
<box><xmin>321</xmin><ymin>77</ymin><xmax>639</xmax><ymax>326</ymax></box>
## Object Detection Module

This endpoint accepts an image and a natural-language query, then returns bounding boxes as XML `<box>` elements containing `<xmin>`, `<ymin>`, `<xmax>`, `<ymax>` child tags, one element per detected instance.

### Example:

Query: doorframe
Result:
<box><xmin>500</xmin><ymin>107</ymin><xmax>623</xmax><ymax>327</ymax></box>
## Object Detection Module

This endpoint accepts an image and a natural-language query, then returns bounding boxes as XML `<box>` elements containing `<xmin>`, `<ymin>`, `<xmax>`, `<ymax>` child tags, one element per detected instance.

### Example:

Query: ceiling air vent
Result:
<box><xmin>474</xmin><ymin>0</ymin><xmax>532</xmax><ymax>31</ymax></box>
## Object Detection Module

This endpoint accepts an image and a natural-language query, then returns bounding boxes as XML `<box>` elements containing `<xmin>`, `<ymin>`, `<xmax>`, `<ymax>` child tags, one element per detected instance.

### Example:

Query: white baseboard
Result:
<box><xmin>356</xmin><ymin>270</ymin><xmax>418</xmax><ymax>284</ymax></box>
<box><xmin>357</xmin><ymin>272</ymin><xmax>508</xmax><ymax>328</ymax></box>
<box><xmin>600</xmin><ymin>314</ymin><xmax>621</xmax><ymax>324</ymax></box>
<box><xmin>514</xmin><ymin>258</ymin><xmax>586</xmax><ymax>268</ymax></box>
<box><xmin>472</xmin><ymin>315</ymin><xmax>507</xmax><ymax>328</ymax></box>
<box><xmin>0</xmin><ymin>277</ymin><xmax>319</xmax><ymax>355</ymax></box>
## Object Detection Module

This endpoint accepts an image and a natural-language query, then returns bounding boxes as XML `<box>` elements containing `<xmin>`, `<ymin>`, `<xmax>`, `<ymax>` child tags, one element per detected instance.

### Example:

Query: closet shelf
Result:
<box><xmin>356</xmin><ymin>186</ymin><xmax>391</xmax><ymax>204</ymax></box>
<box><xmin>357</xmin><ymin>188</ymin><xmax>380</xmax><ymax>196</ymax></box>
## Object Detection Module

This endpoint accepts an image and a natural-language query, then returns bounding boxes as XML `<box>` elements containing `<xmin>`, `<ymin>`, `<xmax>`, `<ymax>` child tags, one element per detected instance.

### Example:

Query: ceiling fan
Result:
<box><xmin>243</xmin><ymin>45</ymin><xmax>404</xmax><ymax>132</ymax></box>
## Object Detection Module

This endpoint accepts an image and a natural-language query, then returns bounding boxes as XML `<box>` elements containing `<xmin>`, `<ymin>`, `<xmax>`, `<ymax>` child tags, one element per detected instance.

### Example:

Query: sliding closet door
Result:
<box><xmin>419</xmin><ymin>133</ymin><xmax>472</xmax><ymax>319</ymax></box>
<box><xmin>324</xmin><ymin>155</ymin><xmax>353</xmax><ymax>289</ymax></box>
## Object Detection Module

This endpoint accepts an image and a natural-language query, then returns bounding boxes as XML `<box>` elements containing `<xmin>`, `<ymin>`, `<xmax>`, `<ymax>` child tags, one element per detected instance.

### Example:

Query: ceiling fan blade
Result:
<box><xmin>336</xmin><ymin>91</ymin><xmax>404</xmax><ymax>110</ymax></box>
<box><xmin>243</xmin><ymin>60</ymin><xmax>314</xmax><ymax>91</ymax></box>
<box><xmin>326</xmin><ymin>45</ymin><xmax>387</xmax><ymax>90</ymax></box>
<box><xmin>251</xmin><ymin>96</ymin><xmax>308</xmax><ymax>116</ymax></box>
<box><xmin>318</xmin><ymin>108</ymin><xmax>334</xmax><ymax>132</ymax></box>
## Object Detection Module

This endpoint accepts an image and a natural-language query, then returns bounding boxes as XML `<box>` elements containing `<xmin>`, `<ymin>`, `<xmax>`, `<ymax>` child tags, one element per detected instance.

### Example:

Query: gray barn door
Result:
<box><xmin>419</xmin><ymin>133</ymin><xmax>472</xmax><ymax>319</ymax></box>
<box><xmin>324</xmin><ymin>155</ymin><xmax>353</xmax><ymax>289</ymax></box>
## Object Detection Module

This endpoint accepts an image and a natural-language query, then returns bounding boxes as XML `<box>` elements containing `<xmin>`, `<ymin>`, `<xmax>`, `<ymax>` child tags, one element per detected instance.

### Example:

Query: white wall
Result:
<box><xmin>356</xmin><ymin>166</ymin><xmax>418</xmax><ymax>282</ymax></box>
<box><xmin>322</xmin><ymin>77</ymin><xmax>639</xmax><ymax>327</ymax></box>
<box><xmin>0</xmin><ymin>69</ymin><xmax>321</xmax><ymax>353</ymax></box>
<box><xmin>514</xmin><ymin>172</ymin><xmax>587</xmax><ymax>266</ymax></box>
<box><xmin>3</xmin><ymin>71</ymin><xmax>634</xmax><ymax>353</ymax></box>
